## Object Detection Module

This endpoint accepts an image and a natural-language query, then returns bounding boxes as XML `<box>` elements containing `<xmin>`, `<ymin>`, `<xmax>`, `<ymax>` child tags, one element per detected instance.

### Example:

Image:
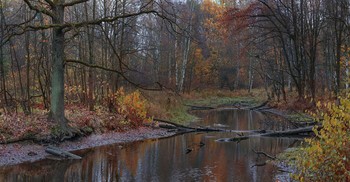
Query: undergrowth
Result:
<box><xmin>290</xmin><ymin>96</ymin><xmax>350</xmax><ymax>181</ymax></box>
<box><xmin>0</xmin><ymin>88</ymin><xmax>153</xmax><ymax>143</ymax></box>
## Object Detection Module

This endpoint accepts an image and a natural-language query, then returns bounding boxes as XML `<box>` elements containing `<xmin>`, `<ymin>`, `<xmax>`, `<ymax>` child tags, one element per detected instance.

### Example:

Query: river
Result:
<box><xmin>0</xmin><ymin>109</ymin><xmax>298</xmax><ymax>181</ymax></box>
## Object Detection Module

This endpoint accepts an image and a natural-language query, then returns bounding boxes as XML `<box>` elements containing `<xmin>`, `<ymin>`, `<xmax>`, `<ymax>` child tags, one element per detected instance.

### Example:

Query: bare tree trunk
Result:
<box><xmin>175</xmin><ymin>35</ymin><xmax>179</xmax><ymax>91</ymax></box>
<box><xmin>49</xmin><ymin>3</ymin><xmax>68</xmax><ymax>130</ymax></box>
<box><xmin>0</xmin><ymin>3</ymin><xmax>7</xmax><ymax>106</ymax></box>
<box><xmin>85</xmin><ymin>0</ymin><xmax>96</xmax><ymax>111</ymax></box>
<box><xmin>178</xmin><ymin>0</ymin><xmax>194</xmax><ymax>93</ymax></box>
<box><xmin>178</xmin><ymin>35</ymin><xmax>191</xmax><ymax>93</ymax></box>
<box><xmin>345</xmin><ymin>43</ymin><xmax>349</xmax><ymax>92</ymax></box>
<box><xmin>24</xmin><ymin>7</ymin><xmax>31</xmax><ymax>114</ymax></box>
<box><xmin>248</xmin><ymin>58</ymin><xmax>254</xmax><ymax>93</ymax></box>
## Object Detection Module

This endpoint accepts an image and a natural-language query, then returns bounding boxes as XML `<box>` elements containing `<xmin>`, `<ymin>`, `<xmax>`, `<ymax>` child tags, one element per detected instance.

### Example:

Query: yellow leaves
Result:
<box><xmin>114</xmin><ymin>88</ymin><xmax>152</xmax><ymax>127</ymax></box>
<box><xmin>201</xmin><ymin>0</ymin><xmax>228</xmax><ymax>42</ymax></box>
<box><xmin>293</xmin><ymin>96</ymin><xmax>350</xmax><ymax>181</ymax></box>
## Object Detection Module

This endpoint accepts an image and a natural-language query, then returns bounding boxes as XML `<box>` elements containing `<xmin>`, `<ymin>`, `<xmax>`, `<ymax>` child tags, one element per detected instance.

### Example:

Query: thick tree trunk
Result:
<box><xmin>50</xmin><ymin>4</ymin><xmax>67</xmax><ymax>130</ymax></box>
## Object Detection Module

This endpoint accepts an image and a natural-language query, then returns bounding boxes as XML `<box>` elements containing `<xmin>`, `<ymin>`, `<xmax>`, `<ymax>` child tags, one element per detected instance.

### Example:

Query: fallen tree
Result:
<box><xmin>216</xmin><ymin>136</ymin><xmax>249</xmax><ymax>142</ymax></box>
<box><xmin>216</xmin><ymin>125</ymin><xmax>321</xmax><ymax>142</ymax></box>
<box><xmin>184</xmin><ymin>104</ymin><xmax>215</xmax><ymax>110</ymax></box>
<box><xmin>45</xmin><ymin>146</ymin><xmax>82</xmax><ymax>159</ymax></box>
<box><xmin>153</xmin><ymin>118</ymin><xmax>267</xmax><ymax>133</ymax></box>
<box><xmin>261</xmin><ymin>126</ymin><xmax>318</xmax><ymax>137</ymax></box>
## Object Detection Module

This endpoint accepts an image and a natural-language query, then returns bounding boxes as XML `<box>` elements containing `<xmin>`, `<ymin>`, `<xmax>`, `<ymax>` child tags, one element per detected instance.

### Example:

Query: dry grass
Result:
<box><xmin>141</xmin><ymin>88</ymin><xmax>268</xmax><ymax>124</ymax></box>
<box><xmin>141</xmin><ymin>90</ymin><xmax>197</xmax><ymax>124</ymax></box>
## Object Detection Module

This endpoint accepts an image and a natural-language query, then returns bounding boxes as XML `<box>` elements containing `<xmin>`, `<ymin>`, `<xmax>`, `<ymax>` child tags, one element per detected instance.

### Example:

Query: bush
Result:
<box><xmin>293</xmin><ymin>97</ymin><xmax>350</xmax><ymax>181</ymax></box>
<box><xmin>114</xmin><ymin>88</ymin><xmax>152</xmax><ymax>127</ymax></box>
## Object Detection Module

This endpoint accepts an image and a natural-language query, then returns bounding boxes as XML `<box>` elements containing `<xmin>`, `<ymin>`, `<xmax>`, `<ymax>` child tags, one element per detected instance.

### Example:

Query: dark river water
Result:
<box><xmin>0</xmin><ymin>109</ymin><xmax>298</xmax><ymax>182</ymax></box>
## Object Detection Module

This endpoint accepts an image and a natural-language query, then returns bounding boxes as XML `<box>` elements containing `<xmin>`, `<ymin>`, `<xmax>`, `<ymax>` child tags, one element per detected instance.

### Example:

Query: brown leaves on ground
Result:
<box><xmin>0</xmin><ymin>113</ymin><xmax>53</xmax><ymax>143</ymax></box>
<box><xmin>0</xmin><ymin>104</ymin><xmax>134</xmax><ymax>144</ymax></box>
<box><xmin>65</xmin><ymin>104</ymin><xmax>129</xmax><ymax>133</ymax></box>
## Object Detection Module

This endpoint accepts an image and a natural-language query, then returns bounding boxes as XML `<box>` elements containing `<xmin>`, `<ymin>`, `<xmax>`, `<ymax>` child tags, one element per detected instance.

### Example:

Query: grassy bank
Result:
<box><xmin>144</xmin><ymin>89</ymin><xmax>267</xmax><ymax>125</ymax></box>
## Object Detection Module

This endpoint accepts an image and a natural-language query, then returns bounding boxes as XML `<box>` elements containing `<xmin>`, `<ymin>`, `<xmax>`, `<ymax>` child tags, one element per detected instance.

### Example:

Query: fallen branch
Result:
<box><xmin>154</xmin><ymin>118</ymin><xmax>196</xmax><ymax>130</ymax></box>
<box><xmin>251</xmin><ymin>162</ymin><xmax>267</xmax><ymax>168</ymax></box>
<box><xmin>249</xmin><ymin>101</ymin><xmax>269</xmax><ymax>110</ymax></box>
<box><xmin>252</xmin><ymin>149</ymin><xmax>276</xmax><ymax>160</ymax></box>
<box><xmin>216</xmin><ymin>136</ymin><xmax>249</xmax><ymax>142</ymax></box>
<box><xmin>45</xmin><ymin>146</ymin><xmax>82</xmax><ymax>159</ymax></box>
<box><xmin>261</xmin><ymin>126</ymin><xmax>318</xmax><ymax>137</ymax></box>
<box><xmin>154</xmin><ymin>118</ymin><xmax>271</xmax><ymax>134</ymax></box>
<box><xmin>154</xmin><ymin>118</ymin><xmax>223</xmax><ymax>132</ymax></box>
<box><xmin>216</xmin><ymin>126</ymin><xmax>319</xmax><ymax>142</ymax></box>
<box><xmin>184</xmin><ymin>104</ymin><xmax>215</xmax><ymax>110</ymax></box>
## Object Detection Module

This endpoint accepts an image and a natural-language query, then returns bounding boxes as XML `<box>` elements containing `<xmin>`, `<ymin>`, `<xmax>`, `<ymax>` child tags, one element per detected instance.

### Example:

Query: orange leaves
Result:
<box><xmin>222</xmin><ymin>2</ymin><xmax>261</xmax><ymax>33</ymax></box>
<box><xmin>113</xmin><ymin>88</ymin><xmax>152</xmax><ymax>128</ymax></box>
<box><xmin>201</xmin><ymin>0</ymin><xmax>228</xmax><ymax>41</ymax></box>
<box><xmin>201</xmin><ymin>0</ymin><xmax>225</xmax><ymax>15</ymax></box>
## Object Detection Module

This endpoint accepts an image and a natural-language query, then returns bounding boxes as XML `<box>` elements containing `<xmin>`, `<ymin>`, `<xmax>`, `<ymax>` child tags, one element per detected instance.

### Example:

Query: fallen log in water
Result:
<box><xmin>184</xmin><ymin>104</ymin><xmax>215</xmax><ymax>110</ymax></box>
<box><xmin>154</xmin><ymin>118</ymin><xmax>195</xmax><ymax>130</ymax></box>
<box><xmin>45</xmin><ymin>146</ymin><xmax>82</xmax><ymax>159</ymax></box>
<box><xmin>252</xmin><ymin>149</ymin><xmax>276</xmax><ymax>160</ymax></box>
<box><xmin>249</xmin><ymin>101</ymin><xmax>269</xmax><ymax>110</ymax></box>
<box><xmin>154</xmin><ymin>118</ymin><xmax>318</xmax><ymax>138</ymax></box>
<box><xmin>216</xmin><ymin>126</ymin><xmax>320</xmax><ymax>142</ymax></box>
<box><xmin>216</xmin><ymin>136</ymin><xmax>249</xmax><ymax>142</ymax></box>
<box><xmin>154</xmin><ymin>118</ymin><xmax>271</xmax><ymax>134</ymax></box>
<box><xmin>261</xmin><ymin>126</ymin><xmax>318</xmax><ymax>137</ymax></box>
<box><xmin>251</xmin><ymin>162</ymin><xmax>267</xmax><ymax>168</ymax></box>
<box><xmin>154</xmin><ymin>118</ymin><xmax>223</xmax><ymax>132</ymax></box>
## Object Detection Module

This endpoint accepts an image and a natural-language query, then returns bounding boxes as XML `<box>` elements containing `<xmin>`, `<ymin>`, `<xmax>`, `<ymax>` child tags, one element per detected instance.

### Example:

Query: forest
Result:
<box><xmin>0</xmin><ymin>0</ymin><xmax>349</xmax><ymax>181</ymax></box>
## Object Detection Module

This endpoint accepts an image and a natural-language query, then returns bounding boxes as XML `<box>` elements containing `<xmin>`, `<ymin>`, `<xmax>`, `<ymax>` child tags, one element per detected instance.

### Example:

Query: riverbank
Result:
<box><xmin>0</xmin><ymin>126</ymin><xmax>175</xmax><ymax>167</ymax></box>
<box><xmin>0</xmin><ymin>89</ymin><xmax>315</xmax><ymax>168</ymax></box>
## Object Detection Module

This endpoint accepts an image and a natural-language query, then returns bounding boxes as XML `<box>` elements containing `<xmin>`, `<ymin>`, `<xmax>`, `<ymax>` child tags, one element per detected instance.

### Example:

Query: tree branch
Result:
<box><xmin>63</xmin><ymin>0</ymin><xmax>89</xmax><ymax>7</ymax></box>
<box><xmin>65</xmin><ymin>59</ymin><xmax>162</xmax><ymax>91</ymax></box>
<box><xmin>23</xmin><ymin>0</ymin><xmax>55</xmax><ymax>18</ymax></box>
<box><xmin>63</xmin><ymin>10</ymin><xmax>159</xmax><ymax>30</ymax></box>
<box><xmin>65</xmin><ymin>59</ymin><xmax>124</xmax><ymax>74</ymax></box>
<box><xmin>43</xmin><ymin>0</ymin><xmax>55</xmax><ymax>7</ymax></box>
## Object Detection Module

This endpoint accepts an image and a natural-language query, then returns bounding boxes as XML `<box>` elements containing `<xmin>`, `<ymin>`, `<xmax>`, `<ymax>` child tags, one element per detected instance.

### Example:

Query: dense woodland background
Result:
<box><xmin>0</xmin><ymin>0</ymin><xmax>349</xmax><ymax>115</ymax></box>
<box><xmin>0</xmin><ymin>1</ymin><xmax>349</xmax><ymax>180</ymax></box>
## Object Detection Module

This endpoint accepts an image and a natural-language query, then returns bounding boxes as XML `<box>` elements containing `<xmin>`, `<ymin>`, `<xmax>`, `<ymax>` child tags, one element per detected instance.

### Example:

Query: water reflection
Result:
<box><xmin>0</xmin><ymin>110</ymin><xmax>297</xmax><ymax>182</ymax></box>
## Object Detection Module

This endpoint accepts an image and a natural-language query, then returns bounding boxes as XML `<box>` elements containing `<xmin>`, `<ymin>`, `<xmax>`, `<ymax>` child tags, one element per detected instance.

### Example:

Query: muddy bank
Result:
<box><xmin>0</xmin><ymin>127</ymin><xmax>175</xmax><ymax>167</ymax></box>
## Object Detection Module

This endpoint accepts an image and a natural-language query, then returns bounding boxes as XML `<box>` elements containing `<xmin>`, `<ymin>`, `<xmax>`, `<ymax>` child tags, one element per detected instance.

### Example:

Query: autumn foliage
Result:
<box><xmin>293</xmin><ymin>97</ymin><xmax>350</xmax><ymax>181</ymax></box>
<box><xmin>113</xmin><ymin>88</ymin><xmax>152</xmax><ymax>127</ymax></box>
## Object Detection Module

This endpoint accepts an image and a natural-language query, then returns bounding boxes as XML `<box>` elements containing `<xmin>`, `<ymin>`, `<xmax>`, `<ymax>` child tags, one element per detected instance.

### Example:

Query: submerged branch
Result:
<box><xmin>252</xmin><ymin>149</ymin><xmax>276</xmax><ymax>160</ymax></box>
